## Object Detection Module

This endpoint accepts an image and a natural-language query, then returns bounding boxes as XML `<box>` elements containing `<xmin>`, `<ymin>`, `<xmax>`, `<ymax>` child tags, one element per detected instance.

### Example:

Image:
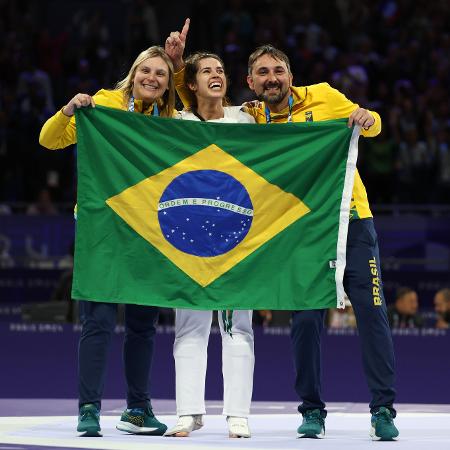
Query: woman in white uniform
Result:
<box><xmin>164</xmin><ymin>50</ymin><xmax>255</xmax><ymax>439</ymax></box>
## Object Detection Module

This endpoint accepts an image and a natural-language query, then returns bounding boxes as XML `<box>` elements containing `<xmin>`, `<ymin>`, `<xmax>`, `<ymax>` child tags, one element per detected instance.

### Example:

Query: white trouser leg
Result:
<box><xmin>220</xmin><ymin>310</ymin><xmax>254</xmax><ymax>417</ymax></box>
<box><xmin>174</xmin><ymin>309</ymin><xmax>212</xmax><ymax>416</ymax></box>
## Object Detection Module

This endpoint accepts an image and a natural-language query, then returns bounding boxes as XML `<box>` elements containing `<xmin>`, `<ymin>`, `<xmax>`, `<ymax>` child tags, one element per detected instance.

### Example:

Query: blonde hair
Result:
<box><xmin>115</xmin><ymin>46</ymin><xmax>175</xmax><ymax>117</ymax></box>
<box><xmin>183</xmin><ymin>52</ymin><xmax>229</xmax><ymax>110</ymax></box>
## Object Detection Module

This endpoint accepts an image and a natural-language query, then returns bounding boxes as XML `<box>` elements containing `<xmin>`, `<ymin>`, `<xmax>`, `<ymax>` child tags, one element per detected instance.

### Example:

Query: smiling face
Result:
<box><xmin>132</xmin><ymin>56</ymin><xmax>170</xmax><ymax>104</ymax></box>
<box><xmin>247</xmin><ymin>54</ymin><xmax>293</xmax><ymax>106</ymax></box>
<box><xmin>189</xmin><ymin>57</ymin><xmax>227</xmax><ymax>101</ymax></box>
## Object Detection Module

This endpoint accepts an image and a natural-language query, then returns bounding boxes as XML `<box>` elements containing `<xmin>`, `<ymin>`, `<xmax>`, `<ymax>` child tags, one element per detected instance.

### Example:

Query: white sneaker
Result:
<box><xmin>227</xmin><ymin>416</ymin><xmax>251</xmax><ymax>438</ymax></box>
<box><xmin>164</xmin><ymin>415</ymin><xmax>204</xmax><ymax>437</ymax></box>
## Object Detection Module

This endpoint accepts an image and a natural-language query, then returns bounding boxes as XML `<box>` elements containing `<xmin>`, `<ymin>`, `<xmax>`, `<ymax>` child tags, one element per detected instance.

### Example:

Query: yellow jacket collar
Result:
<box><xmin>132</xmin><ymin>98</ymin><xmax>158</xmax><ymax>115</ymax></box>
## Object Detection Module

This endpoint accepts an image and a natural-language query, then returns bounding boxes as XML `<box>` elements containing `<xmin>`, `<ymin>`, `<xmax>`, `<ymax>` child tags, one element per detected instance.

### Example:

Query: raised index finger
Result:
<box><xmin>180</xmin><ymin>18</ymin><xmax>190</xmax><ymax>41</ymax></box>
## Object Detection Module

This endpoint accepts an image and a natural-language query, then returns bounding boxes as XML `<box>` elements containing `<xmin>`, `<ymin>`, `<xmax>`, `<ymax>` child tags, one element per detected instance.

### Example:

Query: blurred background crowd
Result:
<box><xmin>0</xmin><ymin>0</ymin><xmax>449</xmax><ymax>208</ymax></box>
<box><xmin>0</xmin><ymin>0</ymin><xmax>449</xmax><ymax>329</ymax></box>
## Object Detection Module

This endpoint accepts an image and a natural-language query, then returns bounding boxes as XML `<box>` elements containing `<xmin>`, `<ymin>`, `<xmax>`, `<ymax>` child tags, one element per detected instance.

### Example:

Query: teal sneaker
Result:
<box><xmin>116</xmin><ymin>406</ymin><xmax>167</xmax><ymax>435</ymax></box>
<box><xmin>370</xmin><ymin>407</ymin><xmax>399</xmax><ymax>441</ymax></box>
<box><xmin>77</xmin><ymin>403</ymin><xmax>101</xmax><ymax>437</ymax></box>
<box><xmin>296</xmin><ymin>409</ymin><xmax>325</xmax><ymax>438</ymax></box>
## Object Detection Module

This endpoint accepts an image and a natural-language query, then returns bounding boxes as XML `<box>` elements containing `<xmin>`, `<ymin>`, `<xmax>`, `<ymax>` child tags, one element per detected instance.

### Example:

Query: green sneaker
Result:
<box><xmin>370</xmin><ymin>407</ymin><xmax>399</xmax><ymax>441</ymax></box>
<box><xmin>296</xmin><ymin>409</ymin><xmax>325</xmax><ymax>438</ymax></box>
<box><xmin>77</xmin><ymin>403</ymin><xmax>101</xmax><ymax>437</ymax></box>
<box><xmin>116</xmin><ymin>406</ymin><xmax>167</xmax><ymax>435</ymax></box>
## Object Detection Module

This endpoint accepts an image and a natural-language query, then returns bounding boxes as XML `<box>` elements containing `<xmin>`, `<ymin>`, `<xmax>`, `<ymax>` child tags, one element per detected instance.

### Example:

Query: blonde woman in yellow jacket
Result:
<box><xmin>39</xmin><ymin>46</ymin><xmax>175</xmax><ymax>438</ymax></box>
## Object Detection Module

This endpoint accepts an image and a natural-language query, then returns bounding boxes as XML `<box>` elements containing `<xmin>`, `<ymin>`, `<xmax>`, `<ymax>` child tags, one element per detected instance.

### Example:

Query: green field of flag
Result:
<box><xmin>72</xmin><ymin>106</ymin><xmax>359</xmax><ymax>310</ymax></box>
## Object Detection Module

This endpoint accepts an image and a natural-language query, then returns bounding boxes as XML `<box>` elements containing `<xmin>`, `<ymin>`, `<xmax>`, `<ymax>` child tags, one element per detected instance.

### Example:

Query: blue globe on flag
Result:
<box><xmin>158</xmin><ymin>170</ymin><xmax>254</xmax><ymax>257</ymax></box>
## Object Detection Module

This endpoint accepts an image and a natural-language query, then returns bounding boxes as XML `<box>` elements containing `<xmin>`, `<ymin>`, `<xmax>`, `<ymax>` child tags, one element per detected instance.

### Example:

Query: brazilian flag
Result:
<box><xmin>72</xmin><ymin>106</ymin><xmax>359</xmax><ymax>310</ymax></box>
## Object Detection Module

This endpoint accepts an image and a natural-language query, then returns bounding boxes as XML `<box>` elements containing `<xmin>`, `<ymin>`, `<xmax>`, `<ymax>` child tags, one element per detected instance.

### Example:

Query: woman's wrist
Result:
<box><xmin>173</xmin><ymin>59</ymin><xmax>185</xmax><ymax>73</ymax></box>
<box><xmin>61</xmin><ymin>105</ymin><xmax>72</xmax><ymax>117</ymax></box>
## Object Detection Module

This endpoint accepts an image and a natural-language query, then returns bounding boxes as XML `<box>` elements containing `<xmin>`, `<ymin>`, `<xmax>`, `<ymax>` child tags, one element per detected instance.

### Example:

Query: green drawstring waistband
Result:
<box><xmin>221</xmin><ymin>310</ymin><xmax>233</xmax><ymax>337</ymax></box>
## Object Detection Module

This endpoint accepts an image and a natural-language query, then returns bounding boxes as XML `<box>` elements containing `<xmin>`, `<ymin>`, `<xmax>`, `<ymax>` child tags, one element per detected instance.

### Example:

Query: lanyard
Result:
<box><xmin>265</xmin><ymin>94</ymin><xmax>293</xmax><ymax>123</ymax></box>
<box><xmin>191</xmin><ymin>108</ymin><xmax>206</xmax><ymax>121</ymax></box>
<box><xmin>128</xmin><ymin>96</ymin><xmax>159</xmax><ymax>116</ymax></box>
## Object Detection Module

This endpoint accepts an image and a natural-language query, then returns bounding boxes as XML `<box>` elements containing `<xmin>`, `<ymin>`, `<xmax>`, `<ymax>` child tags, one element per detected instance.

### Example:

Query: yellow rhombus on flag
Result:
<box><xmin>106</xmin><ymin>144</ymin><xmax>310</xmax><ymax>287</ymax></box>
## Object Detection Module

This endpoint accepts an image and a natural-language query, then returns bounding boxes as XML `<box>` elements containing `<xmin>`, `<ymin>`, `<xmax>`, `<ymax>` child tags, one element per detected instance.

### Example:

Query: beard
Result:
<box><xmin>257</xmin><ymin>82</ymin><xmax>290</xmax><ymax>105</ymax></box>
